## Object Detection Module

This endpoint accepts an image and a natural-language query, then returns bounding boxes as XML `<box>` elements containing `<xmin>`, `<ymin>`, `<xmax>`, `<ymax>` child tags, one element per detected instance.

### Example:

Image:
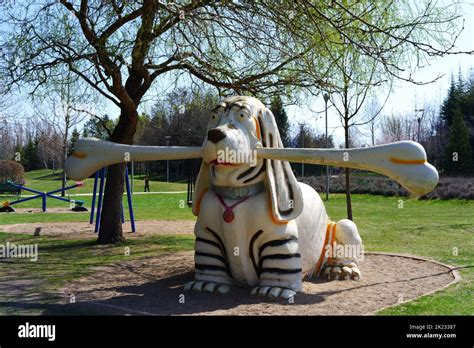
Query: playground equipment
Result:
<box><xmin>0</xmin><ymin>180</ymin><xmax>87</xmax><ymax>213</ymax></box>
<box><xmin>90</xmin><ymin>165</ymin><xmax>136</xmax><ymax>233</ymax></box>
<box><xmin>65</xmin><ymin>96</ymin><xmax>439</xmax><ymax>299</ymax></box>
<box><xmin>186</xmin><ymin>159</ymin><xmax>199</xmax><ymax>206</ymax></box>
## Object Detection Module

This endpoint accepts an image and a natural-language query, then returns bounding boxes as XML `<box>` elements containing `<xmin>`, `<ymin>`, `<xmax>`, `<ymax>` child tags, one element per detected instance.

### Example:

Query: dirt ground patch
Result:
<box><xmin>0</xmin><ymin>220</ymin><xmax>196</xmax><ymax>239</ymax></box>
<box><xmin>0</xmin><ymin>221</ymin><xmax>459</xmax><ymax>315</ymax></box>
<box><xmin>55</xmin><ymin>252</ymin><xmax>457</xmax><ymax>315</ymax></box>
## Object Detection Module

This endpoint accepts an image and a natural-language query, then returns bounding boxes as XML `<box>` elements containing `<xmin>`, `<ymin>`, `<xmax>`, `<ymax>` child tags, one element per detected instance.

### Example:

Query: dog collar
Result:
<box><xmin>211</xmin><ymin>182</ymin><xmax>265</xmax><ymax>200</ymax></box>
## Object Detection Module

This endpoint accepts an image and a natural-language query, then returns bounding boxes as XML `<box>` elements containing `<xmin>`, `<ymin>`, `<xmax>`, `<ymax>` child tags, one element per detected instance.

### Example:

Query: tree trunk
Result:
<box><xmin>344</xmin><ymin>116</ymin><xmax>353</xmax><ymax>221</ymax></box>
<box><xmin>97</xmin><ymin>162</ymin><xmax>127</xmax><ymax>244</ymax></box>
<box><xmin>61</xmin><ymin>128</ymin><xmax>68</xmax><ymax>197</ymax></box>
<box><xmin>345</xmin><ymin>167</ymin><xmax>352</xmax><ymax>220</ymax></box>
<box><xmin>97</xmin><ymin>107</ymin><xmax>138</xmax><ymax>244</ymax></box>
<box><xmin>61</xmin><ymin>156</ymin><xmax>67</xmax><ymax>197</ymax></box>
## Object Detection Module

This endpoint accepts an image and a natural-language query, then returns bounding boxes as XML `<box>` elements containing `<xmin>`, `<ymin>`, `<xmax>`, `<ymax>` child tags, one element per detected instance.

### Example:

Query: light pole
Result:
<box><xmin>323</xmin><ymin>93</ymin><xmax>330</xmax><ymax>201</ymax></box>
<box><xmin>165</xmin><ymin>135</ymin><xmax>172</xmax><ymax>182</ymax></box>
<box><xmin>300</xmin><ymin>123</ymin><xmax>305</xmax><ymax>177</ymax></box>
<box><xmin>415</xmin><ymin>108</ymin><xmax>425</xmax><ymax>143</ymax></box>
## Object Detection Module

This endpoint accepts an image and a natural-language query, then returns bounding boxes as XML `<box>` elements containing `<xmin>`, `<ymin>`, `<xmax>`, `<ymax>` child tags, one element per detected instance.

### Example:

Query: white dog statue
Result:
<box><xmin>65</xmin><ymin>96</ymin><xmax>438</xmax><ymax>300</ymax></box>
<box><xmin>185</xmin><ymin>96</ymin><xmax>362</xmax><ymax>299</ymax></box>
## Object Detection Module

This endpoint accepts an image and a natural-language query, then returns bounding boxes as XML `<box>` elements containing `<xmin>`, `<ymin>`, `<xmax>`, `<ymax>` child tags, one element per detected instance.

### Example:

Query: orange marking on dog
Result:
<box><xmin>195</xmin><ymin>188</ymin><xmax>209</xmax><ymax>215</ymax></box>
<box><xmin>314</xmin><ymin>222</ymin><xmax>332</xmax><ymax>275</ymax></box>
<box><xmin>389</xmin><ymin>157</ymin><xmax>426</xmax><ymax>165</ymax></box>
<box><xmin>253</xmin><ymin>116</ymin><xmax>262</xmax><ymax>140</ymax></box>
<box><xmin>327</xmin><ymin>222</ymin><xmax>337</xmax><ymax>265</ymax></box>
<box><xmin>73</xmin><ymin>152</ymin><xmax>87</xmax><ymax>159</ymax></box>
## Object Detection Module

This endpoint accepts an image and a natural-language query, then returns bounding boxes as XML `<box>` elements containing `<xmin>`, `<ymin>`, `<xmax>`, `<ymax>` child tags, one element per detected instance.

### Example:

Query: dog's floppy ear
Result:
<box><xmin>259</xmin><ymin>107</ymin><xmax>303</xmax><ymax>222</ymax></box>
<box><xmin>192</xmin><ymin>161</ymin><xmax>210</xmax><ymax>216</ymax></box>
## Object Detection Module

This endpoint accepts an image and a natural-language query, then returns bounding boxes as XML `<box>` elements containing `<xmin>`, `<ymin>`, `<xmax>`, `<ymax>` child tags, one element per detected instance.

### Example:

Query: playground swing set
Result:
<box><xmin>90</xmin><ymin>165</ymin><xmax>136</xmax><ymax>233</ymax></box>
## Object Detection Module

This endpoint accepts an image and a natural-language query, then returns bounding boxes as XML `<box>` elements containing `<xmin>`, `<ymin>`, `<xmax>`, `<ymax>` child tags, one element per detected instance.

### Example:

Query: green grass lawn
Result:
<box><xmin>0</xmin><ymin>173</ymin><xmax>473</xmax><ymax>315</ymax></box>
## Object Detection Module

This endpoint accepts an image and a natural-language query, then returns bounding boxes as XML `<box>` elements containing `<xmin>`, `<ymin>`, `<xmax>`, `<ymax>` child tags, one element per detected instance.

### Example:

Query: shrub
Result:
<box><xmin>0</xmin><ymin>160</ymin><xmax>25</xmax><ymax>184</ymax></box>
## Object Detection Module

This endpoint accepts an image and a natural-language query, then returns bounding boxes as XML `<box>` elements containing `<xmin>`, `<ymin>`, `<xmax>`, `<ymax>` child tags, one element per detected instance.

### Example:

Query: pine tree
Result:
<box><xmin>68</xmin><ymin>128</ymin><xmax>80</xmax><ymax>156</ymax></box>
<box><xmin>440</xmin><ymin>76</ymin><xmax>461</xmax><ymax>127</ymax></box>
<box><xmin>21</xmin><ymin>138</ymin><xmax>40</xmax><ymax>172</ymax></box>
<box><xmin>446</xmin><ymin>107</ymin><xmax>473</xmax><ymax>175</ymax></box>
<box><xmin>270</xmin><ymin>96</ymin><xmax>290</xmax><ymax>147</ymax></box>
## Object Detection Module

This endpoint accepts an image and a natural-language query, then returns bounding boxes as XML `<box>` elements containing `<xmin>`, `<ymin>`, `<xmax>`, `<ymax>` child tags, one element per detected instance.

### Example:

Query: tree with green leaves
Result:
<box><xmin>82</xmin><ymin>115</ymin><xmax>116</xmax><ymax>140</ymax></box>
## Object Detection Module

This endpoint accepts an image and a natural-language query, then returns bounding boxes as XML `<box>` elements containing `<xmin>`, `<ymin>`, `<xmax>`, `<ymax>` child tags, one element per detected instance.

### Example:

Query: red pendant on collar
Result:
<box><xmin>215</xmin><ymin>193</ymin><xmax>250</xmax><ymax>223</ymax></box>
<box><xmin>223</xmin><ymin>208</ymin><xmax>235</xmax><ymax>223</ymax></box>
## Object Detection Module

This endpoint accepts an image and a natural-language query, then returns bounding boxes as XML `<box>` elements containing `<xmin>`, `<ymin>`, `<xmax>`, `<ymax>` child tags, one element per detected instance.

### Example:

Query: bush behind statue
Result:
<box><xmin>300</xmin><ymin>174</ymin><xmax>474</xmax><ymax>200</ymax></box>
<box><xmin>0</xmin><ymin>160</ymin><xmax>25</xmax><ymax>184</ymax></box>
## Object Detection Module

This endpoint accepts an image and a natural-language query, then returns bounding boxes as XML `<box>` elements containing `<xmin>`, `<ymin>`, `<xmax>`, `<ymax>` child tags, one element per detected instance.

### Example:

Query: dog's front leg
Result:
<box><xmin>184</xmin><ymin>223</ymin><xmax>234</xmax><ymax>294</ymax></box>
<box><xmin>250</xmin><ymin>235</ymin><xmax>302</xmax><ymax>300</ymax></box>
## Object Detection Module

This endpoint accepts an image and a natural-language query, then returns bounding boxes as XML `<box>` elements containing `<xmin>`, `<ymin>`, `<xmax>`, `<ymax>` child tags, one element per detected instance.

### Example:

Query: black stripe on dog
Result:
<box><xmin>205</xmin><ymin>227</ymin><xmax>232</xmax><ymax>278</ymax></box>
<box><xmin>237</xmin><ymin>166</ymin><xmax>255</xmax><ymax>180</ymax></box>
<box><xmin>258</xmin><ymin>237</ymin><xmax>298</xmax><ymax>259</ymax></box>
<box><xmin>258</xmin><ymin>253</ymin><xmax>301</xmax><ymax>270</ymax></box>
<box><xmin>195</xmin><ymin>237</ymin><xmax>221</xmax><ymax>250</ymax></box>
<box><xmin>260</xmin><ymin>267</ymin><xmax>302</xmax><ymax>275</ymax></box>
<box><xmin>243</xmin><ymin>162</ymin><xmax>266</xmax><ymax>184</ymax></box>
<box><xmin>195</xmin><ymin>251</ymin><xmax>228</xmax><ymax>266</ymax></box>
<box><xmin>258</xmin><ymin>116</ymin><xmax>266</xmax><ymax>147</ymax></box>
<box><xmin>249</xmin><ymin>230</ymin><xmax>264</xmax><ymax>276</ymax></box>
<box><xmin>212</xmin><ymin>104</ymin><xmax>225</xmax><ymax>113</ymax></box>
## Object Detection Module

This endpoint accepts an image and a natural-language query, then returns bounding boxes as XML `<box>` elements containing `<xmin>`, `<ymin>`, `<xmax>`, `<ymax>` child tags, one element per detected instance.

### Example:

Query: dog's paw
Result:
<box><xmin>184</xmin><ymin>281</ymin><xmax>231</xmax><ymax>294</ymax></box>
<box><xmin>322</xmin><ymin>262</ymin><xmax>361</xmax><ymax>281</ymax></box>
<box><xmin>250</xmin><ymin>286</ymin><xmax>296</xmax><ymax>299</ymax></box>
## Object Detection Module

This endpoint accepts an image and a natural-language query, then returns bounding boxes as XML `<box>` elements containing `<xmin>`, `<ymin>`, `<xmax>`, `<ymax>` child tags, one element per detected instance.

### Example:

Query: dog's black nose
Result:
<box><xmin>207</xmin><ymin>128</ymin><xmax>226</xmax><ymax>143</ymax></box>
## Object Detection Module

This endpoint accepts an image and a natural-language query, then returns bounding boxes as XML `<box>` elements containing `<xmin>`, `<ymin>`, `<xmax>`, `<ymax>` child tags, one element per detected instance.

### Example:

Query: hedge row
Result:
<box><xmin>299</xmin><ymin>175</ymin><xmax>474</xmax><ymax>200</ymax></box>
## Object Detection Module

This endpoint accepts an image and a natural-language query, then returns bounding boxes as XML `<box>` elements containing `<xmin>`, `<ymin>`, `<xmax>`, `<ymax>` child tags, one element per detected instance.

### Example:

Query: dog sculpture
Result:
<box><xmin>65</xmin><ymin>96</ymin><xmax>438</xmax><ymax>300</ymax></box>
<box><xmin>185</xmin><ymin>96</ymin><xmax>362</xmax><ymax>299</ymax></box>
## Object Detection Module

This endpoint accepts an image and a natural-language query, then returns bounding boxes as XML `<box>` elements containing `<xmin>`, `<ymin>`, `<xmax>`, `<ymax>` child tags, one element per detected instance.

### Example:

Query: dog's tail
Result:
<box><xmin>311</xmin><ymin>221</ymin><xmax>337</xmax><ymax>277</ymax></box>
